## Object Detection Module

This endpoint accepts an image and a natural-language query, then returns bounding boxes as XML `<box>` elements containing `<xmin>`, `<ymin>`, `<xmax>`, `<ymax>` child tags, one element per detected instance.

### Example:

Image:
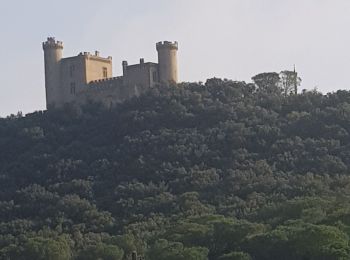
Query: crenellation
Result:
<box><xmin>156</xmin><ymin>41</ymin><xmax>178</xmax><ymax>50</ymax></box>
<box><xmin>43</xmin><ymin>37</ymin><xmax>179</xmax><ymax>109</ymax></box>
<box><xmin>87</xmin><ymin>77</ymin><xmax>123</xmax><ymax>90</ymax></box>
<box><xmin>77</xmin><ymin>52</ymin><xmax>111</xmax><ymax>60</ymax></box>
<box><xmin>43</xmin><ymin>37</ymin><xmax>63</xmax><ymax>50</ymax></box>
<box><xmin>87</xmin><ymin>55</ymin><xmax>113</xmax><ymax>63</ymax></box>
<box><xmin>89</xmin><ymin>76</ymin><xmax>122</xmax><ymax>84</ymax></box>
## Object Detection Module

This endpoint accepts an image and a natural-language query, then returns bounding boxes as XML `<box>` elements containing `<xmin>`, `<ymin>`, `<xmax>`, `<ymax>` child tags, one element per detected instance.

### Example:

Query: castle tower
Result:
<box><xmin>156</xmin><ymin>41</ymin><xmax>178</xmax><ymax>84</ymax></box>
<box><xmin>122</xmin><ymin>60</ymin><xmax>128</xmax><ymax>76</ymax></box>
<box><xmin>43</xmin><ymin>37</ymin><xmax>63</xmax><ymax>109</ymax></box>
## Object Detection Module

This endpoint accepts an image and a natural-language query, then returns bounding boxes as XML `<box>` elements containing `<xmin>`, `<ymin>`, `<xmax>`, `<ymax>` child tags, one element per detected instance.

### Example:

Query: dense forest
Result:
<box><xmin>2</xmin><ymin>75</ymin><xmax>350</xmax><ymax>259</ymax></box>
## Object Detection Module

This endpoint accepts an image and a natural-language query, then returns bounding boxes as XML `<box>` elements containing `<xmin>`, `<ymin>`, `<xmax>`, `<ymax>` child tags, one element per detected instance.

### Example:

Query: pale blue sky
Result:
<box><xmin>1</xmin><ymin>0</ymin><xmax>350</xmax><ymax>116</ymax></box>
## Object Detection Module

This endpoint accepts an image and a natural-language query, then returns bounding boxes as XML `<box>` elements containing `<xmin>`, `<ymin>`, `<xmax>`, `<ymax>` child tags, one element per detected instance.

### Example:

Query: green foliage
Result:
<box><xmin>77</xmin><ymin>243</ymin><xmax>124</xmax><ymax>260</ymax></box>
<box><xmin>2</xmin><ymin>79</ymin><xmax>350</xmax><ymax>258</ymax></box>
<box><xmin>20</xmin><ymin>236</ymin><xmax>71</xmax><ymax>260</ymax></box>
<box><xmin>280</xmin><ymin>70</ymin><xmax>301</xmax><ymax>96</ymax></box>
<box><xmin>146</xmin><ymin>239</ymin><xmax>208</xmax><ymax>260</ymax></box>
<box><xmin>218</xmin><ymin>251</ymin><xmax>251</xmax><ymax>260</ymax></box>
<box><xmin>252</xmin><ymin>72</ymin><xmax>281</xmax><ymax>94</ymax></box>
<box><xmin>246</xmin><ymin>222</ymin><xmax>350</xmax><ymax>260</ymax></box>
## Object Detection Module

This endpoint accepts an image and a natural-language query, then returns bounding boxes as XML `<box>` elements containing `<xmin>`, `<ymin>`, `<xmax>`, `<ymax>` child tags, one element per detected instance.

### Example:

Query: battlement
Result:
<box><xmin>87</xmin><ymin>77</ymin><xmax>124</xmax><ymax>91</ymax></box>
<box><xmin>89</xmin><ymin>77</ymin><xmax>122</xmax><ymax>85</ymax></box>
<box><xmin>43</xmin><ymin>37</ymin><xmax>63</xmax><ymax>50</ymax></box>
<box><xmin>78</xmin><ymin>51</ymin><xmax>112</xmax><ymax>61</ymax></box>
<box><xmin>156</xmin><ymin>41</ymin><xmax>178</xmax><ymax>50</ymax></box>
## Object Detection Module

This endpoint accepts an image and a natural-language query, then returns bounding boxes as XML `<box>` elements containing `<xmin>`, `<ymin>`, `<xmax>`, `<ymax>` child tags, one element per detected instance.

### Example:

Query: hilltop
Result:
<box><xmin>1</xmin><ymin>79</ymin><xmax>350</xmax><ymax>259</ymax></box>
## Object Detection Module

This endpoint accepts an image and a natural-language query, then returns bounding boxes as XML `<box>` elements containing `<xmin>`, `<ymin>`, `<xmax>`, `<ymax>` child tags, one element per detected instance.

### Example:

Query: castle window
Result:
<box><xmin>70</xmin><ymin>65</ymin><xmax>75</xmax><ymax>77</ymax></box>
<box><xmin>152</xmin><ymin>71</ymin><xmax>158</xmax><ymax>82</ymax></box>
<box><xmin>70</xmin><ymin>82</ymin><xmax>76</xmax><ymax>95</ymax></box>
<box><xmin>103</xmin><ymin>67</ymin><xmax>108</xmax><ymax>78</ymax></box>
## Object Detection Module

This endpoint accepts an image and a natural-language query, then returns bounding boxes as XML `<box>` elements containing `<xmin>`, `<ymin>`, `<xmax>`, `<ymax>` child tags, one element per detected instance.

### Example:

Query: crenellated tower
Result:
<box><xmin>156</xmin><ymin>41</ymin><xmax>178</xmax><ymax>84</ymax></box>
<box><xmin>43</xmin><ymin>37</ymin><xmax>63</xmax><ymax>108</ymax></box>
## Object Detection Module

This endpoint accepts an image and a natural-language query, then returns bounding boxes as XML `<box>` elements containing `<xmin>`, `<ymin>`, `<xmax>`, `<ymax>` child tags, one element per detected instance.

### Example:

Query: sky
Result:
<box><xmin>1</xmin><ymin>0</ymin><xmax>350</xmax><ymax>116</ymax></box>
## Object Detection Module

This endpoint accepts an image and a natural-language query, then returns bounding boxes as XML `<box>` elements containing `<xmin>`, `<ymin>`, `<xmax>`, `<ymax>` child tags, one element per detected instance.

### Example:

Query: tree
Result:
<box><xmin>20</xmin><ymin>236</ymin><xmax>72</xmax><ymax>260</ymax></box>
<box><xmin>280</xmin><ymin>70</ymin><xmax>302</xmax><ymax>96</ymax></box>
<box><xmin>146</xmin><ymin>239</ymin><xmax>208</xmax><ymax>260</ymax></box>
<box><xmin>218</xmin><ymin>251</ymin><xmax>252</xmax><ymax>260</ymax></box>
<box><xmin>210</xmin><ymin>219</ymin><xmax>265</xmax><ymax>258</ymax></box>
<box><xmin>246</xmin><ymin>223</ymin><xmax>350</xmax><ymax>260</ymax></box>
<box><xmin>77</xmin><ymin>243</ymin><xmax>124</xmax><ymax>260</ymax></box>
<box><xmin>252</xmin><ymin>72</ymin><xmax>281</xmax><ymax>94</ymax></box>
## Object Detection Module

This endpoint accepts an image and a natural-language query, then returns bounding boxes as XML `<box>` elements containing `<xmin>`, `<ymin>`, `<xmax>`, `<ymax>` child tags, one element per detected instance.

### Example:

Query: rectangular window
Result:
<box><xmin>152</xmin><ymin>71</ymin><xmax>158</xmax><ymax>82</ymax></box>
<box><xmin>70</xmin><ymin>83</ymin><xmax>76</xmax><ymax>95</ymax></box>
<box><xmin>70</xmin><ymin>65</ymin><xmax>75</xmax><ymax>77</ymax></box>
<box><xmin>103</xmin><ymin>67</ymin><xmax>108</xmax><ymax>78</ymax></box>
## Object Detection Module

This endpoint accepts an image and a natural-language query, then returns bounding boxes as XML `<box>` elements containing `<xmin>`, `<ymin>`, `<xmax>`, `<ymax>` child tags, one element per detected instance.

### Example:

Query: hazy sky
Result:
<box><xmin>1</xmin><ymin>0</ymin><xmax>350</xmax><ymax>116</ymax></box>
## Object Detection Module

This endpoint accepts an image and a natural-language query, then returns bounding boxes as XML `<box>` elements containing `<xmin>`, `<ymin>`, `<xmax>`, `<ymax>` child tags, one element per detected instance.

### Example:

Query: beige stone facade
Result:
<box><xmin>42</xmin><ymin>37</ymin><xmax>178</xmax><ymax>109</ymax></box>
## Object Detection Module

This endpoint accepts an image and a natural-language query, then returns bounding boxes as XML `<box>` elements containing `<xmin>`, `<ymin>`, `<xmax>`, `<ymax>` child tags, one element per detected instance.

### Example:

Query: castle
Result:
<box><xmin>42</xmin><ymin>37</ymin><xmax>179</xmax><ymax>109</ymax></box>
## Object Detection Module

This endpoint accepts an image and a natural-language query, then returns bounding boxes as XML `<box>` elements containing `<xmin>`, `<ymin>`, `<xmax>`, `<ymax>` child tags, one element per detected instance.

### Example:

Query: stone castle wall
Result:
<box><xmin>60</xmin><ymin>53</ymin><xmax>113</xmax><ymax>105</ymax></box>
<box><xmin>75</xmin><ymin>77</ymin><xmax>144</xmax><ymax>108</ymax></box>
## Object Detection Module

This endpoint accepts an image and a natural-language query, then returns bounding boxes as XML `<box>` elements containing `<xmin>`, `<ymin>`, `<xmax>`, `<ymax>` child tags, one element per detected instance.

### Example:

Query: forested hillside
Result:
<box><xmin>2</xmin><ymin>78</ymin><xmax>350</xmax><ymax>259</ymax></box>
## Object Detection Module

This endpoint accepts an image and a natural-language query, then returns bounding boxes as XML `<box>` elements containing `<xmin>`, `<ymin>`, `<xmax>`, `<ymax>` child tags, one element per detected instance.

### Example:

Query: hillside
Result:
<box><xmin>2</xmin><ymin>79</ymin><xmax>350</xmax><ymax>259</ymax></box>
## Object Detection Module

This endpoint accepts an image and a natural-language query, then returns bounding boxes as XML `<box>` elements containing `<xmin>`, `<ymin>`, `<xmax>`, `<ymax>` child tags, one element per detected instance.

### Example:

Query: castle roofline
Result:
<box><xmin>156</xmin><ymin>41</ymin><xmax>178</xmax><ymax>50</ymax></box>
<box><xmin>43</xmin><ymin>37</ymin><xmax>63</xmax><ymax>50</ymax></box>
<box><xmin>61</xmin><ymin>53</ymin><xmax>112</xmax><ymax>63</ymax></box>
<box><xmin>126</xmin><ymin>62</ymin><xmax>158</xmax><ymax>69</ymax></box>
<box><xmin>78</xmin><ymin>51</ymin><xmax>112</xmax><ymax>61</ymax></box>
<box><xmin>88</xmin><ymin>76</ymin><xmax>123</xmax><ymax>85</ymax></box>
